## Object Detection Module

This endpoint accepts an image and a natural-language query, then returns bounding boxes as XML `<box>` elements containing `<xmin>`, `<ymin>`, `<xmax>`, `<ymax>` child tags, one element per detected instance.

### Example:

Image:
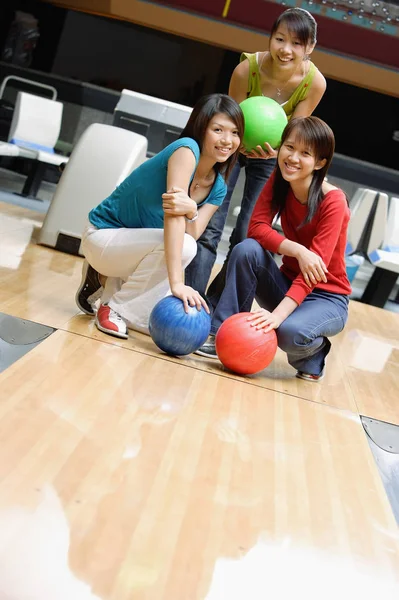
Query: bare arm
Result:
<box><xmin>185</xmin><ymin>202</ymin><xmax>219</xmax><ymax>240</ymax></box>
<box><xmin>228</xmin><ymin>61</ymin><xmax>250</xmax><ymax>104</ymax></box>
<box><xmin>162</xmin><ymin>185</ymin><xmax>219</xmax><ymax>240</ymax></box>
<box><xmin>165</xmin><ymin>146</ymin><xmax>197</xmax><ymax>216</ymax></box>
<box><xmin>163</xmin><ymin>213</ymin><xmax>187</xmax><ymax>294</ymax></box>
<box><xmin>164</xmin><ymin>147</ymin><xmax>196</xmax><ymax>293</ymax></box>
<box><xmin>163</xmin><ymin>147</ymin><xmax>209</xmax><ymax>312</ymax></box>
<box><xmin>291</xmin><ymin>69</ymin><xmax>327</xmax><ymax>118</ymax></box>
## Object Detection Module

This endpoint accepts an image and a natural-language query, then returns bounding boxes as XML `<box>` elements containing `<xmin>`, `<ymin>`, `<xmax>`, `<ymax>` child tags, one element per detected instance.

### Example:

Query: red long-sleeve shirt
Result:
<box><xmin>248</xmin><ymin>174</ymin><xmax>352</xmax><ymax>305</ymax></box>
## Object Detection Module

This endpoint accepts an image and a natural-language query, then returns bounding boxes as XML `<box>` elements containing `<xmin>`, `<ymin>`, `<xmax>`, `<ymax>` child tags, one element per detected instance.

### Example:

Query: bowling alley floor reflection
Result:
<box><xmin>0</xmin><ymin>329</ymin><xmax>398</xmax><ymax>598</ymax></box>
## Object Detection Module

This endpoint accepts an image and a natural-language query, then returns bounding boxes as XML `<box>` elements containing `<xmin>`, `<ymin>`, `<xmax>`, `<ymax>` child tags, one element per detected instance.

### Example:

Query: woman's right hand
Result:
<box><xmin>171</xmin><ymin>282</ymin><xmax>210</xmax><ymax>314</ymax></box>
<box><xmin>162</xmin><ymin>187</ymin><xmax>197</xmax><ymax>219</ymax></box>
<box><xmin>296</xmin><ymin>247</ymin><xmax>328</xmax><ymax>287</ymax></box>
<box><xmin>241</xmin><ymin>142</ymin><xmax>277</xmax><ymax>160</ymax></box>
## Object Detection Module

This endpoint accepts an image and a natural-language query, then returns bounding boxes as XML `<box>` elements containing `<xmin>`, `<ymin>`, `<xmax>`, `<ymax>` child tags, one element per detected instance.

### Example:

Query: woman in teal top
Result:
<box><xmin>87</xmin><ymin>137</ymin><xmax>228</xmax><ymax>230</ymax></box>
<box><xmin>186</xmin><ymin>8</ymin><xmax>327</xmax><ymax>305</ymax></box>
<box><xmin>75</xmin><ymin>93</ymin><xmax>244</xmax><ymax>340</ymax></box>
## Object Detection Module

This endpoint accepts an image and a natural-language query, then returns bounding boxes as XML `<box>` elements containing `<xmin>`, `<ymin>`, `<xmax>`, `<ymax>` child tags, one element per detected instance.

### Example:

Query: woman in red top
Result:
<box><xmin>197</xmin><ymin>116</ymin><xmax>351</xmax><ymax>382</ymax></box>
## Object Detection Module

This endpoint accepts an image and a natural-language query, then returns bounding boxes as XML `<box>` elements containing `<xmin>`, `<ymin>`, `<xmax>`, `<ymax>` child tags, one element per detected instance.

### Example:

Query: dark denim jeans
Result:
<box><xmin>185</xmin><ymin>154</ymin><xmax>276</xmax><ymax>298</ymax></box>
<box><xmin>211</xmin><ymin>238</ymin><xmax>349</xmax><ymax>376</ymax></box>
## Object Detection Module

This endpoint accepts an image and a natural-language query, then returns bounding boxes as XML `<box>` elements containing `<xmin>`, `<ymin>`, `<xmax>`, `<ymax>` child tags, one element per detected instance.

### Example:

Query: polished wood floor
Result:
<box><xmin>0</xmin><ymin>201</ymin><xmax>398</xmax><ymax>599</ymax></box>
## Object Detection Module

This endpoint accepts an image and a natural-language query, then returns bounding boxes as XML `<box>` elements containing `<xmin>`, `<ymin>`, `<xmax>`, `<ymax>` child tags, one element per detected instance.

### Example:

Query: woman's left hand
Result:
<box><xmin>242</xmin><ymin>143</ymin><xmax>278</xmax><ymax>160</ymax></box>
<box><xmin>247</xmin><ymin>308</ymin><xmax>283</xmax><ymax>333</ymax></box>
<box><xmin>162</xmin><ymin>187</ymin><xmax>197</xmax><ymax>218</ymax></box>
<box><xmin>171</xmin><ymin>282</ymin><xmax>209</xmax><ymax>314</ymax></box>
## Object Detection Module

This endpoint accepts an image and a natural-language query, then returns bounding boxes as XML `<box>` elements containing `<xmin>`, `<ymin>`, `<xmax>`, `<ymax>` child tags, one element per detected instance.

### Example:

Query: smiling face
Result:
<box><xmin>202</xmin><ymin>113</ymin><xmax>241</xmax><ymax>163</ymax></box>
<box><xmin>269</xmin><ymin>22</ymin><xmax>313</xmax><ymax>69</ymax></box>
<box><xmin>278</xmin><ymin>131</ymin><xmax>326</xmax><ymax>185</ymax></box>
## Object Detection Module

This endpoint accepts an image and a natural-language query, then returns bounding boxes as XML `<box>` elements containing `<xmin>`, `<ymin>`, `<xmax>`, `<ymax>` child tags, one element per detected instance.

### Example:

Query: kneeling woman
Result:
<box><xmin>75</xmin><ymin>94</ymin><xmax>243</xmax><ymax>339</ymax></box>
<box><xmin>198</xmin><ymin>116</ymin><xmax>351</xmax><ymax>382</ymax></box>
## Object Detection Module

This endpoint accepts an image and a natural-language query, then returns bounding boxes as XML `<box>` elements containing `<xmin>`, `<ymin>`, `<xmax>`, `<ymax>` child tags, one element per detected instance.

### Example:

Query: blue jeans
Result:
<box><xmin>185</xmin><ymin>155</ymin><xmax>276</xmax><ymax>298</ymax></box>
<box><xmin>211</xmin><ymin>239</ymin><xmax>349</xmax><ymax>375</ymax></box>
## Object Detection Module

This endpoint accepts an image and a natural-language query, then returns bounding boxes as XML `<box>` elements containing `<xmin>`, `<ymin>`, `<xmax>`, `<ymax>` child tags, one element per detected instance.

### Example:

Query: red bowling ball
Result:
<box><xmin>215</xmin><ymin>312</ymin><xmax>278</xmax><ymax>375</ymax></box>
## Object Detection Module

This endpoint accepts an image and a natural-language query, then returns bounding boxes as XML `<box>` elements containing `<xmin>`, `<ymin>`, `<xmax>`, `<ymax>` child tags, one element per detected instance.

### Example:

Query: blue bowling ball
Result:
<box><xmin>149</xmin><ymin>295</ymin><xmax>211</xmax><ymax>356</ymax></box>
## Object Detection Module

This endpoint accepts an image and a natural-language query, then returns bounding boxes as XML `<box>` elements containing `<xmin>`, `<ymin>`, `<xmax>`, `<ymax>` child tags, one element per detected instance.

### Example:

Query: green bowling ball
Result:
<box><xmin>240</xmin><ymin>96</ymin><xmax>288</xmax><ymax>152</ymax></box>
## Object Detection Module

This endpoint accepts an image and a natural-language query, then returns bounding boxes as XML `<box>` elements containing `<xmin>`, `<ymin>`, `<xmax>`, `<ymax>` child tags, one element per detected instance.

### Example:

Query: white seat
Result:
<box><xmin>35</xmin><ymin>150</ymin><xmax>67</xmax><ymax>167</ymax></box>
<box><xmin>366</xmin><ymin>192</ymin><xmax>389</xmax><ymax>255</ymax></box>
<box><xmin>346</xmin><ymin>188</ymin><xmax>378</xmax><ymax>256</ymax></box>
<box><xmin>0</xmin><ymin>141</ymin><xmax>36</xmax><ymax>159</ymax></box>
<box><xmin>383</xmin><ymin>196</ymin><xmax>399</xmax><ymax>252</ymax></box>
<box><xmin>361</xmin><ymin>193</ymin><xmax>399</xmax><ymax>307</ymax></box>
<box><xmin>368</xmin><ymin>249</ymin><xmax>399</xmax><ymax>272</ymax></box>
<box><xmin>367</xmin><ymin>193</ymin><xmax>399</xmax><ymax>275</ymax></box>
<box><xmin>365</xmin><ymin>193</ymin><xmax>397</xmax><ymax>268</ymax></box>
<box><xmin>8</xmin><ymin>91</ymin><xmax>68</xmax><ymax>167</ymax></box>
<box><xmin>38</xmin><ymin>123</ymin><xmax>148</xmax><ymax>254</ymax></box>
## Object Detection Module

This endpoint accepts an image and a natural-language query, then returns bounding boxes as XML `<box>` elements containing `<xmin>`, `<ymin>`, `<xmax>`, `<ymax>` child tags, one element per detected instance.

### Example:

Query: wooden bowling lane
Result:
<box><xmin>0</xmin><ymin>200</ymin><xmax>44</xmax><ymax>226</ymax></box>
<box><xmin>1</xmin><ymin>200</ymin><xmax>398</xmax><ymax>419</ymax></box>
<box><xmin>336</xmin><ymin>300</ymin><xmax>399</xmax><ymax>425</ymax></box>
<box><xmin>0</xmin><ymin>330</ymin><xmax>398</xmax><ymax>599</ymax></box>
<box><xmin>64</xmin><ymin>281</ymin><xmax>399</xmax><ymax>421</ymax></box>
<box><xmin>0</xmin><ymin>201</ymin><xmax>82</xmax><ymax>329</ymax></box>
<box><xmin>65</xmin><ymin>314</ymin><xmax>358</xmax><ymax>414</ymax></box>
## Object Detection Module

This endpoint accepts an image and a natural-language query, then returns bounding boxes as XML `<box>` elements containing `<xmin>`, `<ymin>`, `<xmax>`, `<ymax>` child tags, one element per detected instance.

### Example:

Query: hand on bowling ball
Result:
<box><xmin>162</xmin><ymin>187</ymin><xmax>197</xmax><ymax>219</ymax></box>
<box><xmin>247</xmin><ymin>309</ymin><xmax>282</xmax><ymax>332</ymax></box>
<box><xmin>241</xmin><ymin>142</ymin><xmax>277</xmax><ymax>160</ymax></box>
<box><xmin>296</xmin><ymin>247</ymin><xmax>328</xmax><ymax>287</ymax></box>
<box><xmin>171</xmin><ymin>282</ymin><xmax>210</xmax><ymax>314</ymax></box>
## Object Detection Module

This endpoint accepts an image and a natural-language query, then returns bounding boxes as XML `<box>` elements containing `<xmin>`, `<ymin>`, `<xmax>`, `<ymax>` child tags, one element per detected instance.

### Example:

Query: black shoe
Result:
<box><xmin>75</xmin><ymin>260</ymin><xmax>103</xmax><ymax>315</ymax></box>
<box><xmin>296</xmin><ymin>367</ymin><xmax>326</xmax><ymax>383</ymax></box>
<box><xmin>194</xmin><ymin>335</ymin><xmax>218</xmax><ymax>359</ymax></box>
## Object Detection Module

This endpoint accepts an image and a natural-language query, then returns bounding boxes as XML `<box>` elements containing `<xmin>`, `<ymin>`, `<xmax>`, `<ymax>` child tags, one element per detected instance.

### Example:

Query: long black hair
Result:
<box><xmin>179</xmin><ymin>93</ymin><xmax>244</xmax><ymax>181</ymax></box>
<box><xmin>271</xmin><ymin>7</ymin><xmax>317</xmax><ymax>48</ymax></box>
<box><xmin>272</xmin><ymin>117</ymin><xmax>335</xmax><ymax>225</ymax></box>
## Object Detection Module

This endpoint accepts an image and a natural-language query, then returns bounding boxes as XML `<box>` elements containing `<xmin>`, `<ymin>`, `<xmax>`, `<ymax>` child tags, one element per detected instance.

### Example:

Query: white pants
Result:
<box><xmin>81</xmin><ymin>223</ymin><xmax>197</xmax><ymax>333</ymax></box>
